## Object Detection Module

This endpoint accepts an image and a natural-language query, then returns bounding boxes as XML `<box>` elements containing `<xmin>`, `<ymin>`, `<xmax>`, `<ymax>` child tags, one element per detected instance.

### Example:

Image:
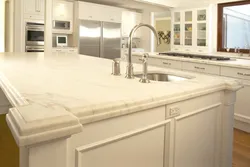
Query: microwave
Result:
<box><xmin>53</xmin><ymin>20</ymin><xmax>70</xmax><ymax>30</ymax></box>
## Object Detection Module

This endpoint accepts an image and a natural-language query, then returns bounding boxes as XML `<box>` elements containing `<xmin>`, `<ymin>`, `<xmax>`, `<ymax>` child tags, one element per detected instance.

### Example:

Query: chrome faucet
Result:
<box><xmin>125</xmin><ymin>23</ymin><xmax>161</xmax><ymax>79</ymax></box>
<box><xmin>139</xmin><ymin>53</ymin><xmax>150</xmax><ymax>83</ymax></box>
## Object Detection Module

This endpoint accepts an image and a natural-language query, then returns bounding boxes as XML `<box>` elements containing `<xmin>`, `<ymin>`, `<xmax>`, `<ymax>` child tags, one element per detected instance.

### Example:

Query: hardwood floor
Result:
<box><xmin>0</xmin><ymin>114</ymin><xmax>19</xmax><ymax>167</ymax></box>
<box><xmin>233</xmin><ymin>129</ymin><xmax>250</xmax><ymax>167</ymax></box>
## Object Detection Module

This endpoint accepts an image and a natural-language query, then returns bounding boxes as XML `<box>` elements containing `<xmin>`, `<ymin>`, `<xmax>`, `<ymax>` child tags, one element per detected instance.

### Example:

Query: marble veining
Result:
<box><xmin>0</xmin><ymin>52</ymin><xmax>242</xmax><ymax>124</ymax></box>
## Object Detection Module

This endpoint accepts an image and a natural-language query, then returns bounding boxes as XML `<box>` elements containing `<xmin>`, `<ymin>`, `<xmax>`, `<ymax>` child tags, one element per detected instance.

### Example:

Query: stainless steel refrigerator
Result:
<box><xmin>79</xmin><ymin>20</ymin><xmax>121</xmax><ymax>59</ymax></box>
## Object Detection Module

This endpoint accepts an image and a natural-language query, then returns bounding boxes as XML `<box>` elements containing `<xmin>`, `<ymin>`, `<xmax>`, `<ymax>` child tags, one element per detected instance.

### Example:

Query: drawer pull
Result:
<box><xmin>194</xmin><ymin>66</ymin><xmax>205</xmax><ymax>70</ymax></box>
<box><xmin>139</xmin><ymin>58</ymin><xmax>143</xmax><ymax>61</ymax></box>
<box><xmin>163</xmin><ymin>62</ymin><xmax>171</xmax><ymax>65</ymax></box>
<box><xmin>237</xmin><ymin>72</ymin><xmax>250</xmax><ymax>76</ymax></box>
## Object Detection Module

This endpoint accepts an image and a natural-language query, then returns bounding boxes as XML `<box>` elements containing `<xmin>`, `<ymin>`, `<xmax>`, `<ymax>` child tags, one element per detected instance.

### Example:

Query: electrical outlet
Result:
<box><xmin>168</xmin><ymin>107</ymin><xmax>181</xmax><ymax>117</ymax></box>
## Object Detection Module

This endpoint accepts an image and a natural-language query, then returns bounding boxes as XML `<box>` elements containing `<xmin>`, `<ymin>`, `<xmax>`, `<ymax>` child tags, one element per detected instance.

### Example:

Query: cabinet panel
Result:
<box><xmin>23</xmin><ymin>0</ymin><xmax>44</xmax><ymax>17</ymax></box>
<box><xmin>78</xmin><ymin>2</ymin><xmax>121</xmax><ymax>23</ymax></box>
<box><xmin>153</xmin><ymin>58</ymin><xmax>182</xmax><ymax>69</ymax></box>
<box><xmin>76</xmin><ymin>127</ymin><xmax>164</xmax><ymax>167</ymax></box>
<box><xmin>122</xmin><ymin>11</ymin><xmax>141</xmax><ymax>37</ymax></box>
<box><xmin>174</xmin><ymin>106</ymin><xmax>219</xmax><ymax>167</ymax></box>
<box><xmin>182</xmin><ymin>62</ymin><xmax>220</xmax><ymax>75</ymax></box>
<box><xmin>234</xmin><ymin>84</ymin><xmax>250</xmax><ymax>122</ymax></box>
<box><xmin>53</xmin><ymin>0</ymin><xmax>73</xmax><ymax>21</ymax></box>
<box><xmin>221</xmin><ymin>66</ymin><xmax>250</xmax><ymax>80</ymax></box>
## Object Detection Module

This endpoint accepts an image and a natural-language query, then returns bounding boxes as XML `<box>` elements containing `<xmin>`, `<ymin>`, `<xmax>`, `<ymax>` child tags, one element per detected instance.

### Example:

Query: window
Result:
<box><xmin>217</xmin><ymin>1</ymin><xmax>250</xmax><ymax>53</ymax></box>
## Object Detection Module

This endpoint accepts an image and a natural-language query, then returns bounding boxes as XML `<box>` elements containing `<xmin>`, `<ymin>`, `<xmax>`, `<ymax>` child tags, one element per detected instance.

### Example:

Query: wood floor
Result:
<box><xmin>233</xmin><ymin>129</ymin><xmax>250</xmax><ymax>167</ymax></box>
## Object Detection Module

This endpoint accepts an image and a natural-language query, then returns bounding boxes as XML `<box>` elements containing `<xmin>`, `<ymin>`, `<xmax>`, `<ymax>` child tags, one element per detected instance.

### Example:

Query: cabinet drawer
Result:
<box><xmin>182</xmin><ymin>62</ymin><xmax>220</xmax><ymax>75</ymax></box>
<box><xmin>221</xmin><ymin>67</ymin><xmax>250</xmax><ymax>80</ymax></box>
<box><xmin>161</xmin><ymin>59</ymin><xmax>182</xmax><ymax>69</ymax></box>
<box><xmin>24</xmin><ymin>14</ymin><xmax>44</xmax><ymax>20</ymax></box>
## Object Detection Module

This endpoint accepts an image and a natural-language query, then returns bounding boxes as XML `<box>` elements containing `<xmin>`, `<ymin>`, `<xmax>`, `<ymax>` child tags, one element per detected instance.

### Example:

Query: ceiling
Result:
<box><xmin>78</xmin><ymin>0</ymin><xmax>246</xmax><ymax>12</ymax></box>
<box><xmin>79</xmin><ymin>0</ymin><xmax>171</xmax><ymax>12</ymax></box>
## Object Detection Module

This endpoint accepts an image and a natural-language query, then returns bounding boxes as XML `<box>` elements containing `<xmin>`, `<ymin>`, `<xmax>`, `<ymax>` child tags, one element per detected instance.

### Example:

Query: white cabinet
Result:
<box><xmin>122</xmin><ymin>11</ymin><xmax>142</xmax><ymax>38</ymax></box>
<box><xmin>52</xmin><ymin>47</ymin><xmax>78</xmax><ymax>55</ymax></box>
<box><xmin>23</xmin><ymin>0</ymin><xmax>44</xmax><ymax>19</ymax></box>
<box><xmin>53</xmin><ymin>0</ymin><xmax>74</xmax><ymax>21</ymax></box>
<box><xmin>221</xmin><ymin>66</ymin><xmax>250</xmax><ymax>80</ymax></box>
<box><xmin>78</xmin><ymin>2</ymin><xmax>122</xmax><ymax>23</ymax></box>
<box><xmin>182</xmin><ymin>62</ymin><xmax>220</xmax><ymax>75</ymax></box>
<box><xmin>171</xmin><ymin>8</ymin><xmax>209</xmax><ymax>52</ymax></box>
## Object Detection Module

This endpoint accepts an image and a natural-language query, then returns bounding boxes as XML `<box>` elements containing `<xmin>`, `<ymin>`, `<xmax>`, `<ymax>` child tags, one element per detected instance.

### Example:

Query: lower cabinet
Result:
<box><xmin>182</xmin><ymin>62</ymin><xmax>220</xmax><ymax>75</ymax></box>
<box><xmin>76</xmin><ymin>127</ymin><xmax>164</xmax><ymax>167</ymax></box>
<box><xmin>67</xmin><ymin>91</ymin><xmax>227</xmax><ymax>167</ymax></box>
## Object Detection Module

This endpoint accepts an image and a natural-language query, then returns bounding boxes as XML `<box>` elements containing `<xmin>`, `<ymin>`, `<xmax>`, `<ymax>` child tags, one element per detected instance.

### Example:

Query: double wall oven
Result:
<box><xmin>25</xmin><ymin>22</ymin><xmax>44</xmax><ymax>52</ymax></box>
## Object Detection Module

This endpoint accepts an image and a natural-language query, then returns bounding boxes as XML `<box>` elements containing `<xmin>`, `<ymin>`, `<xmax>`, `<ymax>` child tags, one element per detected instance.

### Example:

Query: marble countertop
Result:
<box><xmin>133</xmin><ymin>52</ymin><xmax>250</xmax><ymax>70</ymax></box>
<box><xmin>1</xmin><ymin>52</ymin><xmax>241</xmax><ymax>146</ymax></box>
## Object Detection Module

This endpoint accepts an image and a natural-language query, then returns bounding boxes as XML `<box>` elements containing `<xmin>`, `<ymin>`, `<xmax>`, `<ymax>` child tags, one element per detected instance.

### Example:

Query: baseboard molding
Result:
<box><xmin>234</xmin><ymin>114</ymin><xmax>250</xmax><ymax>133</ymax></box>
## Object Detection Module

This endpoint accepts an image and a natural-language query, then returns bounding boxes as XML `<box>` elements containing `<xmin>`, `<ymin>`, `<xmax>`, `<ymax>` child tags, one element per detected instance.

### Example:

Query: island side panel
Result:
<box><xmin>165</xmin><ymin>91</ymin><xmax>223</xmax><ymax>167</ymax></box>
<box><xmin>67</xmin><ymin>106</ymin><xmax>167</xmax><ymax>167</ymax></box>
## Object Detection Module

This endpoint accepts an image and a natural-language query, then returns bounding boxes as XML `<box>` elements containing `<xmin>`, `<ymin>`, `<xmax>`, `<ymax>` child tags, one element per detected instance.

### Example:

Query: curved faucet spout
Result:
<box><xmin>125</xmin><ymin>23</ymin><xmax>161</xmax><ymax>79</ymax></box>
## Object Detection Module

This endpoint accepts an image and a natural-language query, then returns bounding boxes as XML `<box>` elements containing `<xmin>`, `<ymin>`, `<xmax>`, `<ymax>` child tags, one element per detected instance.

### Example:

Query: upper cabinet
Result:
<box><xmin>23</xmin><ymin>0</ymin><xmax>44</xmax><ymax>19</ymax></box>
<box><xmin>78</xmin><ymin>2</ymin><xmax>122</xmax><ymax>23</ymax></box>
<box><xmin>53</xmin><ymin>0</ymin><xmax>74</xmax><ymax>21</ymax></box>
<box><xmin>171</xmin><ymin>8</ymin><xmax>210</xmax><ymax>53</ymax></box>
<box><xmin>122</xmin><ymin>11</ymin><xmax>142</xmax><ymax>38</ymax></box>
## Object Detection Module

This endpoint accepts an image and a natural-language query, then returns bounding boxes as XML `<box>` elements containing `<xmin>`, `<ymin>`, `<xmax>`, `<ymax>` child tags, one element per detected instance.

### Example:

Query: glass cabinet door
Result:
<box><xmin>173</xmin><ymin>12</ymin><xmax>181</xmax><ymax>45</ymax></box>
<box><xmin>197</xmin><ymin>9</ymin><xmax>207</xmax><ymax>47</ymax></box>
<box><xmin>184</xmin><ymin>11</ymin><xmax>193</xmax><ymax>46</ymax></box>
<box><xmin>174</xmin><ymin>24</ymin><xmax>181</xmax><ymax>45</ymax></box>
<box><xmin>174</xmin><ymin>12</ymin><xmax>181</xmax><ymax>23</ymax></box>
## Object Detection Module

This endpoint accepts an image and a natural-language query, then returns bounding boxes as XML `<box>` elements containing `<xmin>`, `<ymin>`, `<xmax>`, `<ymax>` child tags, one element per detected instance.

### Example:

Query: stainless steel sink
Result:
<box><xmin>134</xmin><ymin>73</ymin><xmax>189</xmax><ymax>82</ymax></box>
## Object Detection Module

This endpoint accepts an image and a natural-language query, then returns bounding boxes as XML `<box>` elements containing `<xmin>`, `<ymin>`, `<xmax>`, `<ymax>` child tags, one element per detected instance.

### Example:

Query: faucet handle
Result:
<box><xmin>142</xmin><ymin>53</ymin><xmax>149</xmax><ymax>62</ymax></box>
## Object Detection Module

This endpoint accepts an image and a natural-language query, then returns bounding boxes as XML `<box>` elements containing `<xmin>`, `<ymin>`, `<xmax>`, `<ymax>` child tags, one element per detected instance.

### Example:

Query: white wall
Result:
<box><xmin>0</xmin><ymin>0</ymin><xmax>5</xmax><ymax>52</ymax></box>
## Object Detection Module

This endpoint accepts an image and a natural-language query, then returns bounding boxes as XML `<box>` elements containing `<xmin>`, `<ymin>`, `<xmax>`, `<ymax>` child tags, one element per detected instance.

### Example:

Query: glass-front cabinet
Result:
<box><xmin>171</xmin><ymin>8</ymin><xmax>209</xmax><ymax>52</ymax></box>
<box><xmin>197</xmin><ymin>9</ymin><xmax>207</xmax><ymax>47</ymax></box>
<box><xmin>184</xmin><ymin>11</ymin><xmax>193</xmax><ymax>46</ymax></box>
<box><xmin>173</xmin><ymin>12</ymin><xmax>181</xmax><ymax>46</ymax></box>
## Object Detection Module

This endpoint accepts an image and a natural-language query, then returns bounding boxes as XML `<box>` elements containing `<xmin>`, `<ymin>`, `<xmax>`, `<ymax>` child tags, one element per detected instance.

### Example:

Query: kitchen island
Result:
<box><xmin>0</xmin><ymin>52</ymin><xmax>242</xmax><ymax>167</ymax></box>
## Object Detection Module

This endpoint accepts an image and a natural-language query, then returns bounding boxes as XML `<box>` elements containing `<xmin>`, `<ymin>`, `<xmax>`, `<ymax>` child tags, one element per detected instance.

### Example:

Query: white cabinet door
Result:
<box><xmin>53</xmin><ymin>0</ymin><xmax>73</xmax><ymax>21</ymax></box>
<box><xmin>221</xmin><ymin>66</ymin><xmax>250</xmax><ymax>80</ymax></box>
<box><xmin>24</xmin><ymin>0</ymin><xmax>44</xmax><ymax>15</ymax></box>
<box><xmin>122</xmin><ymin>11</ymin><xmax>141</xmax><ymax>37</ymax></box>
<box><xmin>24</xmin><ymin>0</ymin><xmax>38</xmax><ymax>15</ymax></box>
<box><xmin>76</xmin><ymin>127</ymin><xmax>164</xmax><ymax>167</ymax></box>
<box><xmin>78</xmin><ymin>2</ymin><xmax>121</xmax><ymax>23</ymax></box>
<box><xmin>78</xmin><ymin>2</ymin><xmax>100</xmax><ymax>20</ymax></box>
<box><xmin>182</xmin><ymin>62</ymin><xmax>220</xmax><ymax>75</ymax></box>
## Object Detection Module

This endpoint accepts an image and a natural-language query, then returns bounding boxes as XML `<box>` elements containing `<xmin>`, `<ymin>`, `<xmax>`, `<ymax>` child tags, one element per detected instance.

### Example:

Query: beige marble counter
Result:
<box><xmin>1</xmin><ymin>52</ymin><xmax>241</xmax><ymax>146</ymax></box>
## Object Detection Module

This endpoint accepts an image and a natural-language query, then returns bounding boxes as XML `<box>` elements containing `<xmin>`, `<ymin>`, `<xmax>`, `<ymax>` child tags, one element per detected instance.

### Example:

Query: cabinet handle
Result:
<box><xmin>163</xmin><ymin>62</ymin><xmax>171</xmax><ymax>65</ymax></box>
<box><xmin>89</xmin><ymin>16</ymin><xmax>93</xmax><ymax>18</ymax></box>
<box><xmin>194</xmin><ymin>66</ymin><xmax>205</xmax><ymax>70</ymax></box>
<box><xmin>237</xmin><ymin>72</ymin><xmax>250</xmax><ymax>76</ymax></box>
<box><xmin>111</xmin><ymin>18</ymin><xmax>114</xmax><ymax>21</ymax></box>
<box><xmin>198</xmin><ymin>50</ymin><xmax>203</xmax><ymax>52</ymax></box>
<box><xmin>138</xmin><ymin>58</ymin><xmax>143</xmax><ymax>61</ymax></box>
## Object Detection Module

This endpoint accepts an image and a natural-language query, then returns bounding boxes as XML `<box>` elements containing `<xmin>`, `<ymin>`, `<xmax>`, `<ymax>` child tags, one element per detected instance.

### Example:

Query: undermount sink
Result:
<box><xmin>134</xmin><ymin>72</ymin><xmax>189</xmax><ymax>82</ymax></box>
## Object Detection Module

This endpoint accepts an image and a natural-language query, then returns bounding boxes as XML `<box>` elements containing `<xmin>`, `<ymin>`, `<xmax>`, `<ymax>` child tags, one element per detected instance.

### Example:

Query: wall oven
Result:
<box><xmin>25</xmin><ymin>22</ymin><xmax>44</xmax><ymax>52</ymax></box>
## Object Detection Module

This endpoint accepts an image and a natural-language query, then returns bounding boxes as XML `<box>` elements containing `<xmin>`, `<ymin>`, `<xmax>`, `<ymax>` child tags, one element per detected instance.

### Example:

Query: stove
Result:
<box><xmin>159</xmin><ymin>52</ymin><xmax>231</xmax><ymax>61</ymax></box>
